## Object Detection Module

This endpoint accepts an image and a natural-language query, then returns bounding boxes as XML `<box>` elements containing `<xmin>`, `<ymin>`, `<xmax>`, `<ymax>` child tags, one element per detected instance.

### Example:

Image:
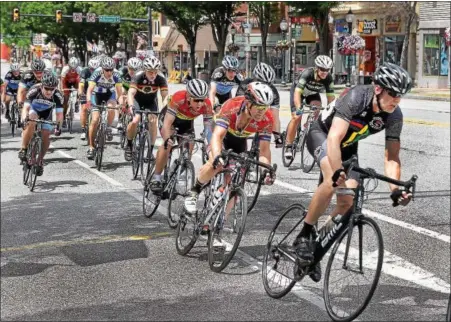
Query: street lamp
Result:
<box><xmin>345</xmin><ymin>8</ymin><xmax>354</xmax><ymax>87</ymax></box>
<box><xmin>280</xmin><ymin>18</ymin><xmax>288</xmax><ymax>86</ymax></box>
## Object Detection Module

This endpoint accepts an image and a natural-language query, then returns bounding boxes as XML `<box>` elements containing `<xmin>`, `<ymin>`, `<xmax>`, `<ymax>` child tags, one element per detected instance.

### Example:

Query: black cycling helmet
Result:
<box><xmin>31</xmin><ymin>59</ymin><xmax>46</xmax><ymax>72</ymax></box>
<box><xmin>41</xmin><ymin>71</ymin><xmax>58</xmax><ymax>88</ymax></box>
<box><xmin>373</xmin><ymin>62</ymin><xmax>412</xmax><ymax>95</ymax></box>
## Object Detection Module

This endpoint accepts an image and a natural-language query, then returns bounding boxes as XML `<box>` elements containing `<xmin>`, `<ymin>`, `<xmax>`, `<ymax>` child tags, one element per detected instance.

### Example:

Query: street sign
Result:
<box><xmin>98</xmin><ymin>15</ymin><xmax>120</xmax><ymax>23</ymax></box>
<box><xmin>86</xmin><ymin>13</ymin><xmax>96</xmax><ymax>23</ymax></box>
<box><xmin>73</xmin><ymin>12</ymin><xmax>82</xmax><ymax>23</ymax></box>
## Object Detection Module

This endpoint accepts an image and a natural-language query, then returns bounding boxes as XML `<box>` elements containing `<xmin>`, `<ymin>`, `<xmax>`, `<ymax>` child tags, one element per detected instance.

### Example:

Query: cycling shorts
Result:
<box><xmin>91</xmin><ymin>92</ymin><xmax>116</xmax><ymax>112</ymax></box>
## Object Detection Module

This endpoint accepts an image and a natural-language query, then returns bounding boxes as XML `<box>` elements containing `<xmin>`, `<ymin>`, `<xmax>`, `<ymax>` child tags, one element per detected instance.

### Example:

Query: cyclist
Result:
<box><xmin>294</xmin><ymin>62</ymin><xmax>413</xmax><ymax>283</ymax></box>
<box><xmin>118</xmin><ymin>57</ymin><xmax>142</xmax><ymax>131</ymax></box>
<box><xmin>60</xmin><ymin>57</ymin><xmax>82</xmax><ymax>128</ymax></box>
<box><xmin>236</xmin><ymin>62</ymin><xmax>282</xmax><ymax>147</ymax></box>
<box><xmin>85</xmin><ymin>56</ymin><xmax>123</xmax><ymax>160</ymax></box>
<box><xmin>78</xmin><ymin>58</ymin><xmax>101</xmax><ymax>140</ymax></box>
<box><xmin>184</xmin><ymin>82</ymin><xmax>275</xmax><ymax>215</ymax></box>
<box><xmin>209</xmin><ymin>55</ymin><xmax>243</xmax><ymax>112</ymax></box>
<box><xmin>18</xmin><ymin>72</ymin><xmax>63</xmax><ymax>176</ymax></box>
<box><xmin>2</xmin><ymin>63</ymin><xmax>22</xmax><ymax>121</ymax></box>
<box><xmin>285</xmin><ymin>55</ymin><xmax>335</xmax><ymax>159</ymax></box>
<box><xmin>0</xmin><ymin>78</ymin><xmax>5</xmax><ymax>111</ymax></box>
<box><xmin>124</xmin><ymin>56</ymin><xmax>168</xmax><ymax>161</ymax></box>
<box><xmin>18</xmin><ymin>59</ymin><xmax>47</xmax><ymax>127</ymax></box>
<box><xmin>148</xmin><ymin>79</ymin><xmax>213</xmax><ymax>193</ymax></box>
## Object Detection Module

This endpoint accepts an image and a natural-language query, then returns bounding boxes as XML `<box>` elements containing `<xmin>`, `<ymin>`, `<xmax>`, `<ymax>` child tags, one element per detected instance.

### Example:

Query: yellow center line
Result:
<box><xmin>0</xmin><ymin>232</ymin><xmax>172</xmax><ymax>252</ymax></box>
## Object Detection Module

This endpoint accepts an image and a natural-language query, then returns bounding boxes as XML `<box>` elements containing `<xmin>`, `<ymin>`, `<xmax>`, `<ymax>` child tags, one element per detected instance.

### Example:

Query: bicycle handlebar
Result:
<box><xmin>215</xmin><ymin>149</ymin><xmax>277</xmax><ymax>174</ymax></box>
<box><xmin>27</xmin><ymin>119</ymin><xmax>59</xmax><ymax>126</ymax></box>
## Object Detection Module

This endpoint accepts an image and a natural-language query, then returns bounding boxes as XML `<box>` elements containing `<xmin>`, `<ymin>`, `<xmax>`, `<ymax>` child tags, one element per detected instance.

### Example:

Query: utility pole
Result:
<box><xmin>147</xmin><ymin>6</ymin><xmax>153</xmax><ymax>57</ymax></box>
<box><xmin>245</xmin><ymin>3</ymin><xmax>250</xmax><ymax>78</ymax></box>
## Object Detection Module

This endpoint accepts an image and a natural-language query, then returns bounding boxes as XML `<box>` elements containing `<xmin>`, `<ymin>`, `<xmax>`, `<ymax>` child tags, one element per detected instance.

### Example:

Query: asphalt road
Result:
<box><xmin>1</xmin><ymin>78</ymin><xmax>450</xmax><ymax>321</ymax></box>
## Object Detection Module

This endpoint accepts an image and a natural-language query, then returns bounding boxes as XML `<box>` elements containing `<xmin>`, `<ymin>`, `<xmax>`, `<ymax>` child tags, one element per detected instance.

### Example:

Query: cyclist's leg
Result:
<box><xmin>4</xmin><ymin>93</ymin><xmax>11</xmax><ymax>119</ymax></box>
<box><xmin>126</xmin><ymin>103</ymin><xmax>141</xmax><ymax>144</ymax></box>
<box><xmin>19</xmin><ymin>106</ymin><xmax>37</xmax><ymax>159</ymax></box>
<box><xmin>106</xmin><ymin>94</ymin><xmax>117</xmax><ymax>141</ymax></box>
<box><xmin>153</xmin><ymin>113</ymin><xmax>178</xmax><ymax>177</ymax></box>
<box><xmin>62</xmin><ymin>82</ymin><xmax>70</xmax><ymax>124</ymax></box>
<box><xmin>88</xmin><ymin>94</ymin><xmax>101</xmax><ymax>150</ymax></box>
<box><xmin>146</xmin><ymin>98</ymin><xmax>159</xmax><ymax>152</ymax></box>
<box><xmin>40</xmin><ymin>108</ymin><xmax>57</xmax><ymax>161</ymax></box>
<box><xmin>80</xmin><ymin>96</ymin><xmax>88</xmax><ymax>139</ymax></box>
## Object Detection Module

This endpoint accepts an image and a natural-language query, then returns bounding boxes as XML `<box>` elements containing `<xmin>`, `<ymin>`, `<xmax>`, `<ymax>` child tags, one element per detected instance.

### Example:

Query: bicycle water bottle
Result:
<box><xmin>210</xmin><ymin>186</ymin><xmax>224</xmax><ymax>207</ymax></box>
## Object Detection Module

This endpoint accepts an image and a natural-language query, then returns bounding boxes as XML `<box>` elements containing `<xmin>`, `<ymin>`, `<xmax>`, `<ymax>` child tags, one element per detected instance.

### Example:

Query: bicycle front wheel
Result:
<box><xmin>142</xmin><ymin>161</ymin><xmax>161</xmax><ymax>218</ymax></box>
<box><xmin>140</xmin><ymin>132</ymin><xmax>153</xmax><ymax>186</ymax></box>
<box><xmin>28</xmin><ymin>138</ymin><xmax>42</xmax><ymax>192</ymax></box>
<box><xmin>132</xmin><ymin>133</ymin><xmax>140</xmax><ymax>179</ymax></box>
<box><xmin>323</xmin><ymin>216</ymin><xmax>384</xmax><ymax>322</ymax></box>
<box><xmin>167</xmin><ymin>160</ymin><xmax>195</xmax><ymax>229</ymax></box>
<box><xmin>262</xmin><ymin>203</ymin><xmax>306</xmax><ymax>299</ymax></box>
<box><xmin>10</xmin><ymin>104</ymin><xmax>17</xmax><ymax>137</ymax></box>
<box><xmin>95</xmin><ymin>125</ymin><xmax>105</xmax><ymax>171</ymax></box>
<box><xmin>243</xmin><ymin>165</ymin><xmax>262</xmax><ymax>213</ymax></box>
<box><xmin>300</xmin><ymin>126</ymin><xmax>315</xmax><ymax>173</ymax></box>
<box><xmin>281</xmin><ymin>130</ymin><xmax>294</xmax><ymax>168</ymax></box>
<box><xmin>207</xmin><ymin>187</ymin><xmax>248</xmax><ymax>273</ymax></box>
<box><xmin>67</xmin><ymin>104</ymin><xmax>74</xmax><ymax>134</ymax></box>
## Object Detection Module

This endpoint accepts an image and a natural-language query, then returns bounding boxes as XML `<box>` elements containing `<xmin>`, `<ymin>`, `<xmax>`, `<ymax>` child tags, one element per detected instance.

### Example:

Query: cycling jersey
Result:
<box><xmin>236</xmin><ymin>78</ymin><xmax>280</xmax><ymax>109</ymax></box>
<box><xmin>211</xmin><ymin>66</ymin><xmax>242</xmax><ymax>104</ymax></box>
<box><xmin>130</xmin><ymin>71</ymin><xmax>167</xmax><ymax>110</ymax></box>
<box><xmin>4</xmin><ymin>71</ymin><xmax>22</xmax><ymax>94</ymax></box>
<box><xmin>120</xmin><ymin>67</ymin><xmax>133</xmax><ymax>91</ymax></box>
<box><xmin>79</xmin><ymin>67</ymin><xmax>93</xmax><ymax>94</ymax></box>
<box><xmin>295</xmin><ymin>67</ymin><xmax>334</xmax><ymax>97</ymax></box>
<box><xmin>61</xmin><ymin>66</ymin><xmax>82</xmax><ymax>83</ymax></box>
<box><xmin>26</xmin><ymin>84</ymin><xmax>64</xmax><ymax>131</ymax></box>
<box><xmin>88</xmin><ymin>69</ymin><xmax>122</xmax><ymax>94</ymax></box>
<box><xmin>214</xmin><ymin>96</ymin><xmax>273</xmax><ymax>141</ymax></box>
<box><xmin>166</xmin><ymin>90</ymin><xmax>213</xmax><ymax>121</ymax></box>
<box><xmin>19</xmin><ymin>71</ymin><xmax>41</xmax><ymax>90</ymax></box>
<box><xmin>315</xmin><ymin>85</ymin><xmax>403</xmax><ymax>148</ymax></box>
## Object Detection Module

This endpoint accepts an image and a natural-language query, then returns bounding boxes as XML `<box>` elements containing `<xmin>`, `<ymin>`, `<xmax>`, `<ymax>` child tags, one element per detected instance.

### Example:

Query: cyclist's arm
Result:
<box><xmin>210</xmin><ymin>125</ymin><xmax>227</xmax><ymax>161</ymax></box>
<box><xmin>78</xmin><ymin>81</ymin><xmax>85</xmax><ymax>96</ymax></box>
<box><xmin>293</xmin><ymin>87</ymin><xmax>304</xmax><ymax>110</ymax></box>
<box><xmin>259</xmin><ymin>140</ymin><xmax>271</xmax><ymax>166</ymax></box>
<box><xmin>127</xmin><ymin>87</ymin><xmax>137</xmax><ymax>110</ymax></box>
<box><xmin>17</xmin><ymin>85</ymin><xmax>26</xmax><ymax>105</ymax></box>
<box><xmin>161</xmin><ymin>112</ymin><xmax>175</xmax><ymax>142</ymax></box>
<box><xmin>86</xmin><ymin>82</ymin><xmax>95</xmax><ymax>104</ymax></box>
<box><xmin>327</xmin><ymin>117</ymin><xmax>349</xmax><ymax>173</ymax></box>
<box><xmin>160</xmin><ymin>88</ymin><xmax>168</xmax><ymax>101</ymax></box>
<box><xmin>0</xmin><ymin>80</ymin><xmax>6</xmax><ymax>102</ymax></box>
<box><xmin>385</xmin><ymin>140</ymin><xmax>402</xmax><ymax>192</ymax></box>
<box><xmin>115</xmin><ymin>83</ymin><xmax>123</xmax><ymax>99</ymax></box>
<box><xmin>325</xmin><ymin>77</ymin><xmax>335</xmax><ymax>105</ymax></box>
<box><xmin>209</xmin><ymin>82</ymin><xmax>217</xmax><ymax>107</ymax></box>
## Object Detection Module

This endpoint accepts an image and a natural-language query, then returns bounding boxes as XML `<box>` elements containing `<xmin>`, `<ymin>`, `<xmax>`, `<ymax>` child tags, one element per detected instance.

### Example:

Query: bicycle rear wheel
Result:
<box><xmin>262</xmin><ymin>203</ymin><xmax>306</xmax><ymax>299</ymax></box>
<box><xmin>167</xmin><ymin>160</ymin><xmax>195</xmax><ymax>229</ymax></box>
<box><xmin>207</xmin><ymin>188</ymin><xmax>248</xmax><ymax>273</ymax></box>
<box><xmin>323</xmin><ymin>216</ymin><xmax>384</xmax><ymax>322</ymax></box>
<box><xmin>243</xmin><ymin>165</ymin><xmax>262</xmax><ymax>213</ymax></box>
<box><xmin>28</xmin><ymin>138</ymin><xmax>42</xmax><ymax>192</ymax></box>
<box><xmin>95</xmin><ymin>126</ymin><xmax>105</xmax><ymax>171</ymax></box>
<box><xmin>142</xmin><ymin>161</ymin><xmax>161</xmax><ymax>218</ymax></box>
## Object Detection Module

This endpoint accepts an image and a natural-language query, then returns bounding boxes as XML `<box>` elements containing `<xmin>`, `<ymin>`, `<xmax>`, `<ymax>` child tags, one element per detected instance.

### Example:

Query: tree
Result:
<box><xmin>249</xmin><ymin>2</ymin><xmax>282</xmax><ymax>64</ymax></box>
<box><xmin>151</xmin><ymin>2</ymin><xmax>208</xmax><ymax>74</ymax></box>
<box><xmin>201</xmin><ymin>2</ymin><xmax>239</xmax><ymax>63</ymax></box>
<box><xmin>289</xmin><ymin>2</ymin><xmax>340</xmax><ymax>56</ymax></box>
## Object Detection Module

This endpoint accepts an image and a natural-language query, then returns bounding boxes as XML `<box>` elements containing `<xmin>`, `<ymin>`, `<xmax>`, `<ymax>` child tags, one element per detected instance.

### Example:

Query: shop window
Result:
<box><xmin>423</xmin><ymin>34</ymin><xmax>449</xmax><ymax>76</ymax></box>
<box><xmin>384</xmin><ymin>36</ymin><xmax>404</xmax><ymax>66</ymax></box>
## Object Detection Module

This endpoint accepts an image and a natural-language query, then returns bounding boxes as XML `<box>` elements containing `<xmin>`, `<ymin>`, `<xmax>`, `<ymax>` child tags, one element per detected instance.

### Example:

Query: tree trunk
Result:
<box><xmin>189</xmin><ymin>37</ymin><xmax>197</xmax><ymax>77</ymax></box>
<box><xmin>261</xmin><ymin>28</ymin><xmax>268</xmax><ymax>63</ymax></box>
<box><xmin>400</xmin><ymin>14</ymin><xmax>413</xmax><ymax>69</ymax></box>
<box><xmin>211</xmin><ymin>22</ymin><xmax>227</xmax><ymax>64</ymax></box>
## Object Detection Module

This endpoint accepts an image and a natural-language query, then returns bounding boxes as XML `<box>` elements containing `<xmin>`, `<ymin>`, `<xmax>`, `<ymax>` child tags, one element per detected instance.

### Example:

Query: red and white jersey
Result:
<box><xmin>61</xmin><ymin>66</ymin><xmax>82</xmax><ymax>83</ymax></box>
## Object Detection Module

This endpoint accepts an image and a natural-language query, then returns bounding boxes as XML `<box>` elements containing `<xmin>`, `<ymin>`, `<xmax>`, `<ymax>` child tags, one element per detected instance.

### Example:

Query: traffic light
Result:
<box><xmin>56</xmin><ymin>10</ymin><xmax>62</xmax><ymax>23</ymax></box>
<box><xmin>13</xmin><ymin>8</ymin><xmax>20</xmax><ymax>22</ymax></box>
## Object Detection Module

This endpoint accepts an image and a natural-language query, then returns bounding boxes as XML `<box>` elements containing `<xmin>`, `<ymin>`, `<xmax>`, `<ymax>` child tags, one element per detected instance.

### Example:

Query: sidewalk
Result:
<box><xmin>274</xmin><ymin>83</ymin><xmax>451</xmax><ymax>102</ymax></box>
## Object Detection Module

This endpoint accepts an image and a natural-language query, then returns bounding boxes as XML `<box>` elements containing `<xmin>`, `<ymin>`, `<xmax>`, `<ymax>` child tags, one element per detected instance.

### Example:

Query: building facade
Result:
<box><xmin>416</xmin><ymin>1</ymin><xmax>450</xmax><ymax>88</ymax></box>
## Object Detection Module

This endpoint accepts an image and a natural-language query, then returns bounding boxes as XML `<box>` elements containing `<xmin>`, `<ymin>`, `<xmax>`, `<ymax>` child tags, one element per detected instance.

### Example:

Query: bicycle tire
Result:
<box><xmin>446</xmin><ymin>293</ymin><xmax>451</xmax><ymax>322</ymax></box>
<box><xmin>323</xmin><ymin>216</ymin><xmax>384</xmax><ymax>322</ymax></box>
<box><xmin>28</xmin><ymin>137</ymin><xmax>42</xmax><ymax>192</ymax></box>
<box><xmin>10</xmin><ymin>105</ymin><xmax>16</xmax><ymax>137</ymax></box>
<box><xmin>68</xmin><ymin>103</ymin><xmax>74</xmax><ymax>134</ymax></box>
<box><xmin>175</xmin><ymin>211</ymin><xmax>200</xmax><ymax>256</ymax></box>
<box><xmin>243</xmin><ymin>166</ymin><xmax>262</xmax><ymax>213</ymax></box>
<box><xmin>95</xmin><ymin>125</ymin><xmax>105</xmax><ymax>171</ymax></box>
<box><xmin>262</xmin><ymin>203</ymin><xmax>306</xmax><ymax>299</ymax></box>
<box><xmin>120</xmin><ymin>114</ymin><xmax>128</xmax><ymax>149</ymax></box>
<box><xmin>140</xmin><ymin>131</ymin><xmax>153</xmax><ymax>186</ymax></box>
<box><xmin>132</xmin><ymin>133</ymin><xmax>140</xmax><ymax>179</ymax></box>
<box><xmin>281</xmin><ymin>130</ymin><xmax>295</xmax><ymax>168</ymax></box>
<box><xmin>207</xmin><ymin>187</ymin><xmax>248</xmax><ymax>273</ymax></box>
<box><xmin>142</xmin><ymin>161</ymin><xmax>161</xmax><ymax>218</ymax></box>
<box><xmin>167</xmin><ymin>160</ymin><xmax>195</xmax><ymax>229</ymax></box>
<box><xmin>300</xmin><ymin>125</ymin><xmax>315</xmax><ymax>173</ymax></box>
<box><xmin>22</xmin><ymin>152</ymin><xmax>31</xmax><ymax>185</ymax></box>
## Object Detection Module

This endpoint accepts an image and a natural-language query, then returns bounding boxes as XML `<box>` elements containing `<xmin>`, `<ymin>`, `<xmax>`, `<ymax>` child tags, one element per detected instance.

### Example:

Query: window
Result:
<box><xmin>423</xmin><ymin>33</ymin><xmax>449</xmax><ymax>76</ymax></box>
<box><xmin>384</xmin><ymin>35</ymin><xmax>404</xmax><ymax>66</ymax></box>
<box><xmin>153</xmin><ymin>20</ymin><xmax>160</xmax><ymax>36</ymax></box>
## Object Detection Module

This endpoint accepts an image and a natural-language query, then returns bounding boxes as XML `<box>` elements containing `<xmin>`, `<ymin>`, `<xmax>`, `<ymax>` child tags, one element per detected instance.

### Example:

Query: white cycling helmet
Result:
<box><xmin>253</xmin><ymin>62</ymin><xmax>275</xmax><ymax>83</ymax></box>
<box><xmin>128</xmin><ymin>57</ymin><xmax>143</xmax><ymax>70</ymax></box>
<box><xmin>222</xmin><ymin>55</ymin><xmax>239</xmax><ymax>70</ymax></box>
<box><xmin>88</xmin><ymin>58</ymin><xmax>100</xmax><ymax>70</ymax></box>
<box><xmin>245</xmin><ymin>82</ymin><xmax>274</xmax><ymax>106</ymax></box>
<box><xmin>69</xmin><ymin>57</ymin><xmax>80</xmax><ymax>69</ymax></box>
<box><xmin>101</xmin><ymin>56</ymin><xmax>115</xmax><ymax>70</ymax></box>
<box><xmin>41</xmin><ymin>71</ymin><xmax>58</xmax><ymax>88</ymax></box>
<box><xmin>142</xmin><ymin>56</ymin><xmax>161</xmax><ymax>70</ymax></box>
<box><xmin>31</xmin><ymin>59</ymin><xmax>46</xmax><ymax>72</ymax></box>
<box><xmin>314</xmin><ymin>55</ymin><xmax>334</xmax><ymax>70</ymax></box>
<box><xmin>10</xmin><ymin>63</ymin><xmax>21</xmax><ymax>72</ymax></box>
<box><xmin>186</xmin><ymin>79</ymin><xmax>209</xmax><ymax>99</ymax></box>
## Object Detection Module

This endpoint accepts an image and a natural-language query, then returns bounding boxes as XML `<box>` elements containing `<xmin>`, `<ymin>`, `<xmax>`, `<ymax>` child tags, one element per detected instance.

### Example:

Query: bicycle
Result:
<box><xmin>175</xmin><ymin>149</ymin><xmax>276</xmax><ymax>273</ymax></box>
<box><xmin>62</xmin><ymin>87</ymin><xmax>78</xmax><ymax>134</ymax></box>
<box><xmin>7</xmin><ymin>93</ymin><xmax>19</xmax><ymax>137</ymax></box>
<box><xmin>21</xmin><ymin>119</ymin><xmax>58</xmax><ymax>192</ymax></box>
<box><xmin>244</xmin><ymin>133</ymin><xmax>264</xmax><ymax>213</ymax></box>
<box><xmin>143</xmin><ymin>131</ymin><xmax>200</xmax><ymax>227</ymax></box>
<box><xmin>90</xmin><ymin>102</ymin><xmax>120</xmax><ymax>171</ymax></box>
<box><xmin>281</xmin><ymin>104</ymin><xmax>324</xmax><ymax>172</ymax></box>
<box><xmin>119</xmin><ymin>104</ymin><xmax>132</xmax><ymax>149</ymax></box>
<box><xmin>262</xmin><ymin>155</ymin><xmax>417</xmax><ymax>322</ymax></box>
<box><xmin>131</xmin><ymin>110</ymin><xmax>159</xmax><ymax>185</ymax></box>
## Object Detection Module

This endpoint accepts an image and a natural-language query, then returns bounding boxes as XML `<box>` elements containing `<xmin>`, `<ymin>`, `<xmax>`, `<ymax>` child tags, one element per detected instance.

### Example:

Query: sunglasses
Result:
<box><xmin>227</xmin><ymin>68</ymin><xmax>237</xmax><ymax>73</ymax></box>
<box><xmin>192</xmin><ymin>98</ymin><xmax>205</xmax><ymax>103</ymax></box>
<box><xmin>385</xmin><ymin>89</ymin><xmax>403</xmax><ymax>98</ymax></box>
<box><xmin>103</xmin><ymin>69</ymin><xmax>113</xmax><ymax>72</ymax></box>
<box><xmin>253</xmin><ymin>104</ymin><xmax>269</xmax><ymax>111</ymax></box>
<box><xmin>318</xmin><ymin>67</ymin><xmax>330</xmax><ymax>73</ymax></box>
<box><xmin>43</xmin><ymin>86</ymin><xmax>55</xmax><ymax>92</ymax></box>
